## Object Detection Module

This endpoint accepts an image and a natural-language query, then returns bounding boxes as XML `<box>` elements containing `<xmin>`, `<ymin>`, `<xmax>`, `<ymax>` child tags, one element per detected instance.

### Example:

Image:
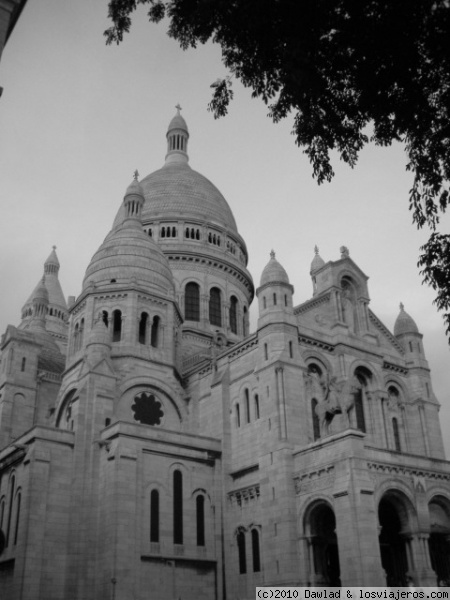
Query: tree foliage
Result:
<box><xmin>105</xmin><ymin>0</ymin><xmax>450</xmax><ymax>338</ymax></box>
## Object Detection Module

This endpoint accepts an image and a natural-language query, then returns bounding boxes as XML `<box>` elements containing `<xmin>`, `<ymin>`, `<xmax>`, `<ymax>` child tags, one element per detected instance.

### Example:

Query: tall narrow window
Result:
<box><xmin>245</xmin><ymin>388</ymin><xmax>250</xmax><ymax>423</ymax></box>
<box><xmin>312</xmin><ymin>398</ymin><xmax>320</xmax><ymax>441</ymax></box>
<box><xmin>254</xmin><ymin>394</ymin><xmax>260</xmax><ymax>420</ymax></box>
<box><xmin>264</xmin><ymin>344</ymin><xmax>268</xmax><ymax>360</ymax></box>
<box><xmin>112</xmin><ymin>310</ymin><xmax>122</xmax><ymax>342</ymax></box>
<box><xmin>209</xmin><ymin>288</ymin><xmax>222</xmax><ymax>327</ymax></box>
<box><xmin>139</xmin><ymin>312</ymin><xmax>148</xmax><ymax>344</ymax></box>
<box><xmin>243</xmin><ymin>306</ymin><xmax>248</xmax><ymax>336</ymax></box>
<box><xmin>236</xmin><ymin>403</ymin><xmax>241</xmax><ymax>428</ymax></box>
<box><xmin>229</xmin><ymin>296</ymin><xmax>238</xmax><ymax>334</ymax></box>
<box><xmin>393</xmin><ymin>418</ymin><xmax>401</xmax><ymax>452</ymax></box>
<box><xmin>21</xmin><ymin>357</ymin><xmax>26</xmax><ymax>372</ymax></box>
<box><xmin>289</xmin><ymin>341</ymin><xmax>293</xmax><ymax>358</ymax></box>
<box><xmin>196</xmin><ymin>495</ymin><xmax>205</xmax><ymax>546</ymax></box>
<box><xmin>354</xmin><ymin>370</ymin><xmax>369</xmax><ymax>433</ymax></box>
<box><xmin>173</xmin><ymin>470</ymin><xmax>183</xmax><ymax>544</ymax></box>
<box><xmin>273</xmin><ymin>293</ymin><xmax>277</xmax><ymax>306</ymax></box>
<box><xmin>185</xmin><ymin>282</ymin><xmax>200</xmax><ymax>321</ymax></box>
<box><xmin>151</xmin><ymin>316</ymin><xmax>160</xmax><ymax>348</ymax></box>
<box><xmin>14</xmin><ymin>492</ymin><xmax>21</xmax><ymax>545</ymax></box>
<box><xmin>150</xmin><ymin>489</ymin><xmax>159</xmax><ymax>543</ymax></box>
<box><xmin>237</xmin><ymin>530</ymin><xmax>247</xmax><ymax>574</ymax></box>
<box><xmin>0</xmin><ymin>498</ymin><xmax>5</xmax><ymax>532</ymax></box>
<box><xmin>251</xmin><ymin>529</ymin><xmax>261</xmax><ymax>572</ymax></box>
<box><xmin>6</xmin><ymin>476</ymin><xmax>15</xmax><ymax>547</ymax></box>
<box><xmin>102</xmin><ymin>310</ymin><xmax>109</xmax><ymax>327</ymax></box>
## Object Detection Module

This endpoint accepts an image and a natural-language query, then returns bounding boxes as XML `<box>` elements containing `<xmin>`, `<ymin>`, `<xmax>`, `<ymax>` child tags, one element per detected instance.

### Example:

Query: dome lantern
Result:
<box><xmin>165</xmin><ymin>104</ymin><xmax>189</xmax><ymax>165</ymax></box>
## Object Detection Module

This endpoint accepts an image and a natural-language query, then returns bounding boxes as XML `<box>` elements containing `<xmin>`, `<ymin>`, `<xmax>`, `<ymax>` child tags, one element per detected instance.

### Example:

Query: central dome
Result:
<box><xmin>139</xmin><ymin>162</ymin><xmax>238</xmax><ymax>231</ymax></box>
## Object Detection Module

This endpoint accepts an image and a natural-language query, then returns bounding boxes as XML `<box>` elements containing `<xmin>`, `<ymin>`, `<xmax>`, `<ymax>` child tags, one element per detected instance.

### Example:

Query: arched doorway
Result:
<box><xmin>428</xmin><ymin>497</ymin><xmax>450</xmax><ymax>583</ymax></box>
<box><xmin>378</xmin><ymin>495</ymin><xmax>410</xmax><ymax>586</ymax></box>
<box><xmin>308</xmin><ymin>503</ymin><xmax>341</xmax><ymax>586</ymax></box>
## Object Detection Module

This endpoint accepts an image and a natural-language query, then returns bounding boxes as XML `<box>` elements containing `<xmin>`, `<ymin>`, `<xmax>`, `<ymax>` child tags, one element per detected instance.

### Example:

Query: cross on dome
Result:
<box><xmin>133</xmin><ymin>169</ymin><xmax>139</xmax><ymax>181</ymax></box>
<box><xmin>270</xmin><ymin>249</ymin><xmax>275</xmax><ymax>259</ymax></box>
<box><xmin>175</xmin><ymin>103</ymin><xmax>182</xmax><ymax>113</ymax></box>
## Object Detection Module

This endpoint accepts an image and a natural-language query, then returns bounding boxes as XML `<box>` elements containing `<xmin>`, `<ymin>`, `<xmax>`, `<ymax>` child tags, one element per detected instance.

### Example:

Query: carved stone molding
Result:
<box><xmin>228</xmin><ymin>485</ymin><xmax>260</xmax><ymax>507</ymax></box>
<box><xmin>293</xmin><ymin>466</ymin><xmax>335</xmax><ymax>495</ymax></box>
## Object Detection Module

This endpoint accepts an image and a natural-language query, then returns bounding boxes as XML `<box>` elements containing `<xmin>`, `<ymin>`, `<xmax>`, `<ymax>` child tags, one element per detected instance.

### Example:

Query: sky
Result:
<box><xmin>1</xmin><ymin>1</ymin><xmax>450</xmax><ymax>453</ymax></box>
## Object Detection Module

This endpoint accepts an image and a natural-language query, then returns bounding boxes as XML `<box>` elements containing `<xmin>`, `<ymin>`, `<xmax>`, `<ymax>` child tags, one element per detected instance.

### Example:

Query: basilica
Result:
<box><xmin>1</xmin><ymin>109</ymin><xmax>450</xmax><ymax>599</ymax></box>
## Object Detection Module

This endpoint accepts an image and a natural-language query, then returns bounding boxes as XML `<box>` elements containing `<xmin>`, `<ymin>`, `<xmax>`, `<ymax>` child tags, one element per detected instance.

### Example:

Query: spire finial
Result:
<box><xmin>175</xmin><ymin>103</ymin><xmax>182</xmax><ymax>114</ymax></box>
<box><xmin>400</xmin><ymin>302</ymin><xmax>405</xmax><ymax>311</ymax></box>
<box><xmin>340</xmin><ymin>245</ymin><xmax>350</xmax><ymax>258</ymax></box>
<box><xmin>133</xmin><ymin>169</ymin><xmax>139</xmax><ymax>181</ymax></box>
<box><xmin>52</xmin><ymin>245</ymin><xmax>57</xmax><ymax>251</ymax></box>
<box><xmin>314</xmin><ymin>245</ymin><xmax>319</xmax><ymax>255</ymax></box>
<box><xmin>270</xmin><ymin>249</ymin><xmax>275</xmax><ymax>259</ymax></box>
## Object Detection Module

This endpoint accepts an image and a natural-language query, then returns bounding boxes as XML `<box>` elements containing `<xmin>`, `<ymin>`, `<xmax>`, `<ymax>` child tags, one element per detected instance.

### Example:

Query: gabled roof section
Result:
<box><xmin>368</xmin><ymin>309</ymin><xmax>405</xmax><ymax>355</ymax></box>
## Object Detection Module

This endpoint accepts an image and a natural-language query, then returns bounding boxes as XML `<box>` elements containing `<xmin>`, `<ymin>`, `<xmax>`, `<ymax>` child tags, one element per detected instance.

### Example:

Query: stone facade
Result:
<box><xmin>1</xmin><ymin>110</ymin><xmax>450</xmax><ymax>599</ymax></box>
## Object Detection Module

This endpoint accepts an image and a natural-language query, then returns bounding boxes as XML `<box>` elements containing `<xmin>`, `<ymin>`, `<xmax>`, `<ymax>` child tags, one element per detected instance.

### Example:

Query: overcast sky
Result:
<box><xmin>1</xmin><ymin>0</ymin><xmax>449</xmax><ymax>454</ymax></box>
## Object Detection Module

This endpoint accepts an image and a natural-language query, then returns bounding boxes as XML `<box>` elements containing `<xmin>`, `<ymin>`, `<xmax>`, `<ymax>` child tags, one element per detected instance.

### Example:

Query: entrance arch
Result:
<box><xmin>378</xmin><ymin>492</ymin><xmax>415</xmax><ymax>586</ymax></box>
<box><xmin>306</xmin><ymin>502</ymin><xmax>341</xmax><ymax>586</ymax></box>
<box><xmin>428</xmin><ymin>496</ymin><xmax>450</xmax><ymax>584</ymax></box>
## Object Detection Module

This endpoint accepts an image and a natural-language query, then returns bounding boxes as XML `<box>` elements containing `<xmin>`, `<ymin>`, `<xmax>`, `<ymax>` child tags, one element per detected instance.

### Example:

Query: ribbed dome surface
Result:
<box><xmin>260</xmin><ymin>252</ymin><xmax>290</xmax><ymax>287</ymax></box>
<box><xmin>394</xmin><ymin>304</ymin><xmax>419</xmax><ymax>336</ymax></box>
<box><xmin>113</xmin><ymin>163</ymin><xmax>238</xmax><ymax>232</ymax></box>
<box><xmin>168</xmin><ymin>112</ymin><xmax>188</xmax><ymax>132</ymax></box>
<box><xmin>83</xmin><ymin>223</ymin><xmax>174</xmax><ymax>294</ymax></box>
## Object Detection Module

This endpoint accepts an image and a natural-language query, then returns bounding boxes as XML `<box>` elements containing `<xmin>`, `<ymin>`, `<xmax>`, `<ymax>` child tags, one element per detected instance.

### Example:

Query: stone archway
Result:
<box><xmin>378</xmin><ymin>492</ymin><xmax>415</xmax><ymax>586</ymax></box>
<box><xmin>428</xmin><ymin>496</ymin><xmax>450</xmax><ymax>584</ymax></box>
<box><xmin>307</xmin><ymin>502</ymin><xmax>341</xmax><ymax>586</ymax></box>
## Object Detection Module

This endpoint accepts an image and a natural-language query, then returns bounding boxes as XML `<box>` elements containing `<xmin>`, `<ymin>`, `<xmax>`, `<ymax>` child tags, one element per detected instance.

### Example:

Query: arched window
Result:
<box><xmin>102</xmin><ymin>310</ymin><xmax>109</xmax><ymax>327</ymax></box>
<box><xmin>185</xmin><ymin>282</ymin><xmax>200</xmax><ymax>322</ymax></box>
<box><xmin>21</xmin><ymin>357</ymin><xmax>26</xmax><ymax>372</ymax></box>
<box><xmin>237</xmin><ymin>530</ymin><xmax>247</xmax><ymax>574</ymax></box>
<box><xmin>209</xmin><ymin>288</ymin><xmax>222</xmax><ymax>327</ymax></box>
<box><xmin>245</xmin><ymin>388</ymin><xmax>250</xmax><ymax>423</ymax></box>
<box><xmin>196</xmin><ymin>495</ymin><xmax>205</xmax><ymax>546</ymax></box>
<box><xmin>150</xmin><ymin>489</ymin><xmax>159</xmax><ymax>543</ymax></box>
<box><xmin>312</xmin><ymin>398</ymin><xmax>320</xmax><ymax>441</ymax></box>
<box><xmin>254</xmin><ymin>394</ymin><xmax>260</xmax><ymax>420</ymax></box>
<box><xmin>236</xmin><ymin>403</ymin><xmax>241</xmax><ymax>428</ymax></box>
<box><xmin>251</xmin><ymin>529</ymin><xmax>261</xmax><ymax>572</ymax></box>
<box><xmin>14</xmin><ymin>491</ymin><xmax>21</xmax><ymax>545</ymax></box>
<box><xmin>112</xmin><ymin>310</ymin><xmax>122</xmax><ymax>342</ymax></box>
<box><xmin>393</xmin><ymin>418</ymin><xmax>401</xmax><ymax>452</ymax></box>
<box><xmin>354</xmin><ymin>368</ymin><xmax>369</xmax><ymax>433</ymax></box>
<box><xmin>151</xmin><ymin>316</ymin><xmax>160</xmax><ymax>348</ymax></box>
<box><xmin>139</xmin><ymin>312</ymin><xmax>148</xmax><ymax>344</ymax></box>
<box><xmin>289</xmin><ymin>341</ymin><xmax>293</xmax><ymax>358</ymax></box>
<box><xmin>173</xmin><ymin>470</ymin><xmax>183</xmax><ymax>544</ymax></box>
<box><xmin>273</xmin><ymin>293</ymin><xmax>277</xmax><ymax>306</ymax></box>
<box><xmin>229</xmin><ymin>296</ymin><xmax>238</xmax><ymax>334</ymax></box>
<box><xmin>6</xmin><ymin>475</ymin><xmax>15</xmax><ymax>547</ymax></box>
<box><xmin>74</xmin><ymin>322</ymin><xmax>79</xmax><ymax>352</ymax></box>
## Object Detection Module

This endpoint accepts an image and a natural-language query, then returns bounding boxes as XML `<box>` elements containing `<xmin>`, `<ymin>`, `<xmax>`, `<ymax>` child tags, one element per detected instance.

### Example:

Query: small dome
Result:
<box><xmin>125</xmin><ymin>176</ymin><xmax>145</xmax><ymax>198</ymax></box>
<box><xmin>310</xmin><ymin>246</ymin><xmax>325</xmax><ymax>273</ymax></box>
<box><xmin>260</xmin><ymin>250</ymin><xmax>290</xmax><ymax>287</ymax></box>
<box><xmin>83</xmin><ymin>225</ymin><xmax>174</xmax><ymax>294</ymax></box>
<box><xmin>168</xmin><ymin>110</ymin><xmax>188</xmax><ymax>133</ymax></box>
<box><xmin>394</xmin><ymin>303</ymin><xmax>419</xmax><ymax>336</ymax></box>
<box><xmin>83</xmin><ymin>183</ymin><xmax>174</xmax><ymax>295</ymax></box>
